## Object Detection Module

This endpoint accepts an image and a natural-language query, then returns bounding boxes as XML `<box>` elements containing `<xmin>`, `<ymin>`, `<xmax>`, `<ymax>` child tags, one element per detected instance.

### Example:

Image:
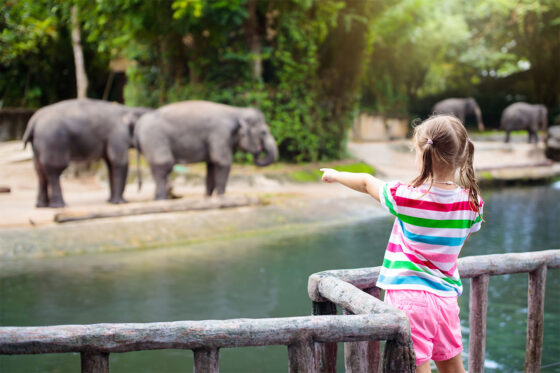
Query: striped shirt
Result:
<box><xmin>378</xmin><ymin>181</ymin><xmax>484</xmax><ymax>297</ymax></box>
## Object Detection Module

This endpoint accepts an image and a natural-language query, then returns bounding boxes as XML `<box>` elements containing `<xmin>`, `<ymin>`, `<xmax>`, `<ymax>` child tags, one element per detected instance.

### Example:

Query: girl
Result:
<box><xmin>321</xmin><ymin>115</ymin><xmax>483</xmax><ymax>373</ymax></box>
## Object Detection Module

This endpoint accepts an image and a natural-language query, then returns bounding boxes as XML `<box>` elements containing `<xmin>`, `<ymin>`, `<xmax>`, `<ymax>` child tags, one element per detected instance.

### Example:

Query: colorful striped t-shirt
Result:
<box><xmin>377</xmin><ymin>181</ymin><xmax>484</xmax><ymax>297</ymax></box>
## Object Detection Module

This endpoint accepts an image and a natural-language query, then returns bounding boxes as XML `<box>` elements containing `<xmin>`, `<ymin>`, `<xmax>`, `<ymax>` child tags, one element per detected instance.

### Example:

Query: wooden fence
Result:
<box><xmin>0</xmin><ymin>312</ymin><xmax>412</xmax><ymax>372</ymax></box>
<box><xmin>308</xmin><ymin>249</ymin><xmax>560</xmax><ymax>373</ymax></box>
<box><xmin>0</xmin><ymin>250</ymin><xmax>557</xmax><ymax>372</ymax></box>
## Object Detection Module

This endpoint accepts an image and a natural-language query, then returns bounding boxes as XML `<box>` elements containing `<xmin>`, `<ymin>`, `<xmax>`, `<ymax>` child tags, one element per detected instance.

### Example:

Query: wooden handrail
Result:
<box><xmin>308</xmin><ymin>249</ymin><xmax>560</xmax><ymax>373</ymax></box>
<box><xmin>0</xmin><ymin>314</ymin><xmax>408</xmax><ymax>354</ymax></box>
<box><xmin>308</xmin><ymin>250</ymin><xmax>560</xmax><ymax>299</ymax></box>
<box><xmin>0</xmin><ymin>314</ymin><xmax>406</xmax><ymax>373</ymax></box>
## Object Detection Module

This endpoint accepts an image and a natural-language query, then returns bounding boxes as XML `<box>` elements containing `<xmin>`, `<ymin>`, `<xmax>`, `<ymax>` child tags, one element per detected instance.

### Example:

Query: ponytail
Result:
<box><xmin>459</xmin><ymin>139</ymin><xmax>484</xmax><ymax>221</ymax></box>
<box><xmin>411</xmin><ymin>142</ymin><xmax>434</xmax><ymax>192</ymax></box>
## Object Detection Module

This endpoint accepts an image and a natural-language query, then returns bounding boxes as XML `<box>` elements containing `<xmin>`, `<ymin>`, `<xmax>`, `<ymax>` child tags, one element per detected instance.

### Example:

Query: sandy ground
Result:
<box><xmin>0</xmin><ymin>139</ymin><xmax>558</xmax><ymax>230</ymax></box>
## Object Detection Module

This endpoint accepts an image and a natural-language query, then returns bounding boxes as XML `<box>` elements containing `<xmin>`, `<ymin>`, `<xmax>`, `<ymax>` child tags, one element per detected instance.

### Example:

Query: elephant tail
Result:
<box><xmin>22</xmin><ymin>116</ymin><xmax>36</xmax><ymax>149</ymax></box>
<box><xmin>136</xmin><ymin>143</ymin><xmax>143</xmax><ymax>192</ymax></box>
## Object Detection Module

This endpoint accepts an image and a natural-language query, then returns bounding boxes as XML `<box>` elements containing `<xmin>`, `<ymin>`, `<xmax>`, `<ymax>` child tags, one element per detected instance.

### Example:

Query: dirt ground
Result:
<box><xmin>0</xmin><ymin>139</ymin><xmax>558</xmax><ymax>230</ymax></box>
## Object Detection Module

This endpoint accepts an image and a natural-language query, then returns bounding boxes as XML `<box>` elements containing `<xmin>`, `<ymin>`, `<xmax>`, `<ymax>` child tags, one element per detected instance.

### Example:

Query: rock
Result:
<box><xmin>0</xmin><ymin>186</ymin><xmax>10</xmax><ymax>193</ymax></box>
<box><xmin>545</xmin><ymin>125</ymin><xmax>560</xmax><ymax>161</ymax></box>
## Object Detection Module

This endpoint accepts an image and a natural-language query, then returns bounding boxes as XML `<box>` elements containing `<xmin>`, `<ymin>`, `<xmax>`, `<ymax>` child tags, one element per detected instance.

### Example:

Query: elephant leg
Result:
<box><xmin>44</xmin><ymin>165</ymin><xmax>66</xmax><ymax>208</ymax></box>
<box><xmin>505</xmin><ymin>131</ymin><xmax>511</xmax><ymax>143</ymax></box>
<box><xmin>112</xmin><ymin>164</ymin><xmax>129</xmax><ymax>203</ymax></box>
<box><xmin>107</xmin><ymin>163</ymin><xmax>128</xmax><ymax>204</ymax></box>
<box><xmin>150</xmin><ymin>163</ymin><xmax>173</xmax><ymax>200</ymax></box>
<box><xmin>213</xmin><ymin>164</ymin><xmax>231</xmax><ymax>196</ymax></box>
<box><xmin>106</xmin><ymin>137</ymin><xmax>130</xmax><ymax>204</ymax></box>
<box><xmin>33</xmin><ymin>156</ymin><xmax>49</xmax><ymax>208</ymax></box>
<box><xmin>206</xmin><ymin>162</ymin><xmax>216</xmax><ymax>196</ymax></box>
<box><xmin>104</xmin><ymin>157</ymin><xmax>115</xmax><ymax>202</ymax></box>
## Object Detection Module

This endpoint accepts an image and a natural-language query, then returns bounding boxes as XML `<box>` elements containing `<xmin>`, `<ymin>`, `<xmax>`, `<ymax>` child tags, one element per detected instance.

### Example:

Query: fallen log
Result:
<box><xmin>54</xmin><ymin>196</ymin><xmax>261</xmax><ymax>223</ymax></box>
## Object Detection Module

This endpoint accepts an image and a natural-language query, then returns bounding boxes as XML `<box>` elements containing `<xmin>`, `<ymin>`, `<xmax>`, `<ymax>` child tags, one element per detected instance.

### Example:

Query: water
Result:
<box><xmin>1</xmin><ymin>185</ymin><xmax>559</xmax><ymax>372</ymax></box>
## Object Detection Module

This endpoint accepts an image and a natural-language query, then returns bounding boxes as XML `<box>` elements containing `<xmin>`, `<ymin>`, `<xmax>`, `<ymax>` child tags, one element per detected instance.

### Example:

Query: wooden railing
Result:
<box><xmin>308</xmin><ymin>249</ymin><xmax>560</xmax><ymax>373</ymax></box>
<box><xmin>0</xmin><ymin>313</ymin><xmax>412</xmax><ymax>372</ymax></box>
<box><xmin>1</xmin><ymin>250</ymin><xmax>557</xmax><ymax>372</ymax></box>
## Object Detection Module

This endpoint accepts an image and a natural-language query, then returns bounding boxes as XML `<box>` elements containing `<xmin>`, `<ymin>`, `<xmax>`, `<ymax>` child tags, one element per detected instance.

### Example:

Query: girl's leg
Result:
<box><xmin>434</xmin><ymin>353</ymin><xmax>465</xmax><ymax>373</ymax></box>
<box><xmin>417</xmin><ymin>361</ymin><xmax>432</xmax><ymax>373</ymax></box>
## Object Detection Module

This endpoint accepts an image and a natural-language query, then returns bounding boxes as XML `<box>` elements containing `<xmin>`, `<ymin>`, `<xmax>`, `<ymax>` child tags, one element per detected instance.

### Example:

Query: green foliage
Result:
<box><xmin>2</xmin><ymin>0</ymin><xmax>559</xmax><ymax>156</ymax></box>
<box><xmin>0</xmin><ymin>0</ymin><xmax>112</xmax><ymax>107</ymax></box>
<box><xmin>120</xmin><ymin>0</ymin><xmax>371</xmax><ymax>162</ymax></box>
<box><xmin>362</xmin><ymin>0</ymin><xmax>560</xmax><ymax>122</ymax></box>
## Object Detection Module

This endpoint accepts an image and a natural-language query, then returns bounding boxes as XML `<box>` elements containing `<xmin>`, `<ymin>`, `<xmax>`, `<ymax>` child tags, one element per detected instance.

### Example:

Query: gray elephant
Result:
<box><xmin>545</xmin><ymin>125</ymin><xmax>560</xmax><ymax>161</ymax></box>
<box><xmin>134</xmin><ymin>100</ymin><xmax>278</xmax><ymax>199</ymax></box>
<box><xmin>500</xmin><ymin>102</ymin><xmax>548</xmax><ymax>143</ymax></box>
<box><xmin>22</xmin><ymin>99</ymin><xmax>150</xmax><ymax>207</ymax></box>
<box><xmin>432</xmin><ymin>97</ymin><xmax>485</xmax><ymax>131</ymax></box>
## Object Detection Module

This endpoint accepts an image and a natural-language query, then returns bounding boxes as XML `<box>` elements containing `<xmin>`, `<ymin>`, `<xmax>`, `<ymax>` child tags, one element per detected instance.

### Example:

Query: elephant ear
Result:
<box><xmin>121</xmin><ymin>112</ymin><xmax>136</xmax><ymax>138</ymax></box>
<box><xmin>235</xmin><ymin>118</ymin><xmax>249</xmax><ymax>136</ymax></box>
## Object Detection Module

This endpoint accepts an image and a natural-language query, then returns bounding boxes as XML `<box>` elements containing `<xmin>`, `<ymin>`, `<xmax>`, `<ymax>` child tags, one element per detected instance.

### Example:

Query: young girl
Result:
<box><xmin>321</xmin><ymin>115</ymin><xmax>483</xmax><ymax>373</ymax></box>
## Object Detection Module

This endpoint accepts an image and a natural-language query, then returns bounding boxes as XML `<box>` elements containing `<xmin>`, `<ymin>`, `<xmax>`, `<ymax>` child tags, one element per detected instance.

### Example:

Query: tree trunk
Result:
<box><xmin>71</xmin><ymin>5</ymin><xmax>88</xmax><ymax>99</ymax></box>
<box><xmin>246</xmin><ymin>0</ymin><xmax>262</xmax><ymax>80</ymax></box>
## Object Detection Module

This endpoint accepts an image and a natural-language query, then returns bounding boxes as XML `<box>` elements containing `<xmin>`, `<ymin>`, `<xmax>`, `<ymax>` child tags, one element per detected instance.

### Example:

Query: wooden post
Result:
<box><xmin>342</xmin><ymin>287</ymin><xmax>381</xmax><ymax>373</ymax></box>
<box><xmin>365</xmin><ymin>287</ymin><xmax>382</xmax><ymax>373</ymax></box>
<box><xmin>343</xmin><ymin>308</ymin><xmax>369</xmax><ymax>372</ymax></box>
<box><xmin>193</xmin><ymin>348</ymin><xmax>219</xmax><ymax>373</ymax></box>
<box><xmin>525</xmin><ymin>264</ymin><xmax>547</xmax><ymax>373</ymax></box>
<box><xmin>81</xmin><ymin>351</ymin><xmax>109</xmax><ymax>373</ymax></box>
<box><xmin>312</xmin><ymin>301</ymin><xmax>337</xmax><ymax>372</ymax></box>
<box><xmin>288</xmin><ymin>339</ymin><xmax>315</xmax><ymax>373</ymax></box>
<box><xmin>468</xmin><ymin>274</ymin><xmax>490</xmax><ymax>373</ymax></box>
<box><xmin>382</xmin><ymin>338</ymin><xmax>416</xmax><ymax>373</ymax></box>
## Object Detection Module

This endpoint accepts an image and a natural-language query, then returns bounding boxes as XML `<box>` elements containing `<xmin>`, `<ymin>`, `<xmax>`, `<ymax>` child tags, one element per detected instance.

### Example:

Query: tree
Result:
<box><xmin>70</xmin><ymin>4</ymin><xmax>88</xmax><ymax>98</ymax></box>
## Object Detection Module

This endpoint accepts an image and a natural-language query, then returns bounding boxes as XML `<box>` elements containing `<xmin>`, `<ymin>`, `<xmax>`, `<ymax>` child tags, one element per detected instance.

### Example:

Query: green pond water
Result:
<box><xmin>1</xmin><ymin>184</ymin><xmax>559</xmax><ymax>372</ymax></box>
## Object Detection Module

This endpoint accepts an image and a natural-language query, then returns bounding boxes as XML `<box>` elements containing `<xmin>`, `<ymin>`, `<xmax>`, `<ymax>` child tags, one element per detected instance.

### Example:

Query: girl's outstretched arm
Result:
<box><xmin>320</xmin><ymin>168</ymin><xmax>384</xmax><ymax>202</ymax></box>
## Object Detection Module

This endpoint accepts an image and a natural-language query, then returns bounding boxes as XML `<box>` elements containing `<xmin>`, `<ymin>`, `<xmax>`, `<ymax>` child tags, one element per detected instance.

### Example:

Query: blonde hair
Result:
<box><xmin>411</xmin><ymin>115</ymin><xmax>483</xmax><ymax>218</ymax></box>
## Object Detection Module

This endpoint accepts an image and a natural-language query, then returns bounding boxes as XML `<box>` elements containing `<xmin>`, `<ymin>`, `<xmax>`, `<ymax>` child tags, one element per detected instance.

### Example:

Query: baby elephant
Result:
<box><xmin>23</xmin><ymin>99</ymin><xmax>150</xmax><ymax>207</ymax></box>
<box><xmin>134</xmin><ymin>100</ymin><xmax>278</xmax><ymax>199</ymax></box>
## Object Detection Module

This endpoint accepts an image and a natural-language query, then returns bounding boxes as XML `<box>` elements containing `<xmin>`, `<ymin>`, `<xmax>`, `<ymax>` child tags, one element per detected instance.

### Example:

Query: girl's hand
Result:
<box><xmin>320</xmin><ymin>168</ymin><xmax>339</xmax><ymax>183</ymax></box>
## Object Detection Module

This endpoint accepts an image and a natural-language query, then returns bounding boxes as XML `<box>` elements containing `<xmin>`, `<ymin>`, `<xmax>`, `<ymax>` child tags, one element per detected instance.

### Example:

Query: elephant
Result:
<box><xmin>500</xmin><ymin>102</ymin><xmax>548</xmax><ymax>143</ymax></box>
<box><xmin>22</xmin><ymin>98</ymin><xmax>151</xmax><ymax>208</ymax></box>
<box><xmin>432</xmin><ymin>97</ymin><xmax>485</xmax><ymax>131</ymax></box>
<box><xmin>134</xmin><ymin>100</ymin><xmax>278</xmax><ymax>199</ymax></box>
<box><xmin>545</xmin><ymin>125</ymin><xmax>560</xmax><ymax>161</ymax></box>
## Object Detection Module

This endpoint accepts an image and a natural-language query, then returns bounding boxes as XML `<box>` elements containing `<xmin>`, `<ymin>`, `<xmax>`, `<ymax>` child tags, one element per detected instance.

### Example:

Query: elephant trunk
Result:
<box><xmin>254</xmin><ymin>134</ymin><xmax>278</xmax><ymax>167</ymax></box>
<box><xmin>474</xmin><ymin>106</ymin><xmax>485</xmax><ymax>131</ymax></box>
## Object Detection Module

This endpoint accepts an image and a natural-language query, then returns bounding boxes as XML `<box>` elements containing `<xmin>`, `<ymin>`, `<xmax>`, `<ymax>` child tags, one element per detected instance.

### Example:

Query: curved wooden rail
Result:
<box><xmin>308</xmin><ymin>249</ymin><xmax>560</xmax><ymax>373</ymax></box>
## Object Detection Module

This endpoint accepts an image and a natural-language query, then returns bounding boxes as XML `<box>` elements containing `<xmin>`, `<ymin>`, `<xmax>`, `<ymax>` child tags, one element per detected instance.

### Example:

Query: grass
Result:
<box><xmin>474</xmin><ymin>129</ymin><xmax>542</xmax><ymax>136</ymax></box>
<box><xmin>289</xmin><ymin>162</ymin><xmax>375</xmax><ymax>183</ymax></box>
<box><xmin>126</xmin><ymin>150</ymin><xmax>376</xmax><ymax>184</ymax></box>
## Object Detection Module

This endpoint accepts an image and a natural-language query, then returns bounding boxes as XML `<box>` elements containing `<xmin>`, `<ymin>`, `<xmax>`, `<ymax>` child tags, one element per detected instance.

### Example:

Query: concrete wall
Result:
<box><xmin>352</xmin><ymin>113</ymin><xmax>409</xmax><ymax>141</ymax></box>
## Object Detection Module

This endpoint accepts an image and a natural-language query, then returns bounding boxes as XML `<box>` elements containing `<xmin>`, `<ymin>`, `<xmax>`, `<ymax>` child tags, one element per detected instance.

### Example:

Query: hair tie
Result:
<box><xmin>466</xmin><ymin>137</ymin><xmax>471</xmax><ymax>143</ymax></box>
<box><xmin>427</xmin><ymin>139</ymin><xmax>433</xmax><ymax>145</ymax></box>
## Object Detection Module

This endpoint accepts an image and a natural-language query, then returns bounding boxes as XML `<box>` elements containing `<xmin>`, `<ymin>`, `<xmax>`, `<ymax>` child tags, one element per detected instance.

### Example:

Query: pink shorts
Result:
<box><xmin>385</xmin><ymin>289</ymin><xmax>463</xmax><ymax>366</ymax></box>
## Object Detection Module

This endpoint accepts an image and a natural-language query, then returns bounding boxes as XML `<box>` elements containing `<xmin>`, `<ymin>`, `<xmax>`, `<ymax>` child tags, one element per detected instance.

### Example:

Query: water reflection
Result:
<box><xmin>1</xmin><ymin>185</ymin><xmax>559</xmax><ymax>372</ymax></box>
